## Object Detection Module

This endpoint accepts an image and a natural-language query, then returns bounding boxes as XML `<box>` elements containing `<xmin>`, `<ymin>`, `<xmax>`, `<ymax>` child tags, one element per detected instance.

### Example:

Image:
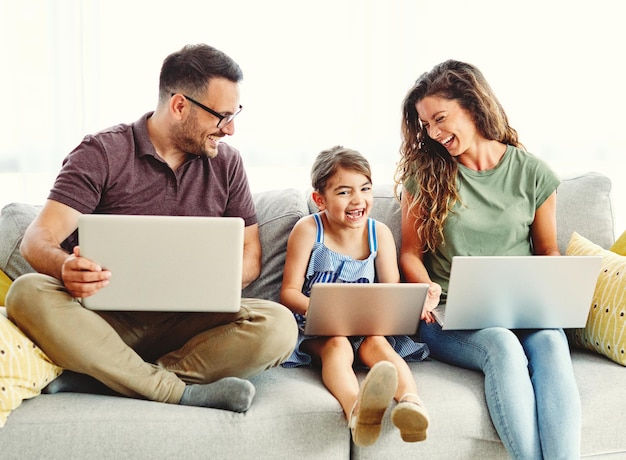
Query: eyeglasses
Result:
<box><xmin>172</xmin><ymin>93</ymin><xmax>242</xmax><ymax>128</ymax></box>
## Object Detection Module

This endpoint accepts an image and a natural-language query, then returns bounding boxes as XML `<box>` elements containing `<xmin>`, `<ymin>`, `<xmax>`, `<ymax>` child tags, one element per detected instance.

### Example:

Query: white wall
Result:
<box><xmin>0</xmin><ymin>0</ymin><xmax>623</xmax><ymax>236</ymax></box>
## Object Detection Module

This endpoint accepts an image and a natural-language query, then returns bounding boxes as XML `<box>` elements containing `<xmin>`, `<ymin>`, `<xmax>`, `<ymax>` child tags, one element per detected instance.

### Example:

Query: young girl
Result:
<box><xmin>280</xmin><ymin>146</ymin><xmax>429</xmax><ymax>447</ymax></box>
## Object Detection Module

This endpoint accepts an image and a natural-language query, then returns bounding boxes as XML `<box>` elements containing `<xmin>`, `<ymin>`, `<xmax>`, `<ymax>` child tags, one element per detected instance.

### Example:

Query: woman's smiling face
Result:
<box><xmin>416</xmin><ymin>95</ymin><xmax>479</xmax><ymax>157</ymax></box>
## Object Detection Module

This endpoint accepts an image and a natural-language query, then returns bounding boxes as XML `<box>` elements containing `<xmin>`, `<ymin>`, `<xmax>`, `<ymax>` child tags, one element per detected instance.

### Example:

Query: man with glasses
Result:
<box><xmin>6</xmin><ymin>44</ymin><xmax>297</xmax><ymax>412</ymax></box>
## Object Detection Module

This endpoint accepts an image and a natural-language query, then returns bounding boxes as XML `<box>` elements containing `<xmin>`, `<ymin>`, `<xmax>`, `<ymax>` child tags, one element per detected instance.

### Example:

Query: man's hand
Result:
<box><xmin>61</xmin><ymin>246</ymin><xmax>111</xmax><ymax>299</ymax></box>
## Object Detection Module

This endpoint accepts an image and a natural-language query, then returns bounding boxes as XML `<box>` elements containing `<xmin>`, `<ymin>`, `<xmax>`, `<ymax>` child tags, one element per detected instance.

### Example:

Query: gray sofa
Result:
<box><xmin>1</xmin><ymin>172</ymin><xmax>624</xmax><ymax>459</ymax></box>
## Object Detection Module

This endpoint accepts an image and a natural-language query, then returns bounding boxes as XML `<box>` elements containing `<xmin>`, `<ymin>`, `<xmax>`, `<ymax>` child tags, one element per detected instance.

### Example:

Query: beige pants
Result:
<box><xmin>6</xmin><ymin>273</ymin><xmax>297</xmax><ymax>404</ymax></box>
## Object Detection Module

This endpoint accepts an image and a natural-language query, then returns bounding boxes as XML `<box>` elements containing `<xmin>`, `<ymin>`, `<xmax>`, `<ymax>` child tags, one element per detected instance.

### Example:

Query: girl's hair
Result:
<box><xmin>311</xmin><ymin>146</ymin><xmax>372</xmax><ymax>193</ymax></box>
<box><xmin>394</xmin><ymin>59</ymin><xmax>522</xmax><ymax>252</ymax></box>
<box><xmin>158</xmin><ymin>44</ymin><xmax>243</xmax><ymax>103</ymax></box>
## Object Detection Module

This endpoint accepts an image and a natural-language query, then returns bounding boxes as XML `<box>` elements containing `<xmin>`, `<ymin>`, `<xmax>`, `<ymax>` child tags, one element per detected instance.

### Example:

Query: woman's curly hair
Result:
<box><xmin>394</xmin><ymin>60</ymin><xmax>522</xmax><ymax>252</ymax></box>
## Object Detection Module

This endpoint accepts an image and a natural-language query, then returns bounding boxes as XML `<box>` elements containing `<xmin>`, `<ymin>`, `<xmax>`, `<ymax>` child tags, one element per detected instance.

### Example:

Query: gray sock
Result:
<box><xmin>179</xmin><ymin>377</ymin><xmax>256</xmax><ymax>413</ymax></box>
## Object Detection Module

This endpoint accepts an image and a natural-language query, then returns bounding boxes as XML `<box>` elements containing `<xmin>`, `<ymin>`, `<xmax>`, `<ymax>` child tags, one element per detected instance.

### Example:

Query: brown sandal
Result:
<box><xmin>390</xmin><ymin>393</ymin><xmax>429</xmax><ymax>442</ymax></box>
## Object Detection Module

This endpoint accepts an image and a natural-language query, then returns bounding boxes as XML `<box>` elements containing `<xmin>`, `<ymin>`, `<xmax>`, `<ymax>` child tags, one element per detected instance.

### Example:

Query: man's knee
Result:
<box><xmin>246</xmin><ymin>299</ymin><xmax>298</xmax><ymax>362</ymax></box>
<box><xmin>265</xmin><ymin>301</ymin><xmax>298</xmax><ymax>351</ymax></box>
<box><xmin>6</xmin><ymin>273</ymin><xmax>63</xmax><ymax>332</ymax></box>
<box><xmin>6</xmin><ymin>273</ymin><xmax>47</xmax><ymax>319</ymax></box>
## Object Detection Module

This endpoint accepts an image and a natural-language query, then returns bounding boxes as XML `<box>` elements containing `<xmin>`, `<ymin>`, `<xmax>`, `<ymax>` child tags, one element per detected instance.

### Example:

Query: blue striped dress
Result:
<box><xmin>282</xmin><ymin>213</ymin><xmax>429</xmax><ymax>368</ymax></box>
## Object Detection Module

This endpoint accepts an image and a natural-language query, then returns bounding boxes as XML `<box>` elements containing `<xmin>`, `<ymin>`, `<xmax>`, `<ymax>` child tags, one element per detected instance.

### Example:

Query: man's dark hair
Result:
<box><xmin>158</xmin><ymin>44</ymin><xmax>243</xmax><ymax>102</ymax></box>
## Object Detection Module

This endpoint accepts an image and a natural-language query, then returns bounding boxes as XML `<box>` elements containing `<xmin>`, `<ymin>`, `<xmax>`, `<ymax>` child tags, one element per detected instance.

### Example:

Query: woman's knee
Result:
<box><xmin>523</xmin><ymin>329</ymin><xmax>572</xmax><ymax>372</ymax></box>
<box><xmin>525</xmin><ymin>329</ymin><xmax>567</xmax><ymax>351</ymax></box>
<box><xmin>481</xmin><ymin>328</ymin><xmax>528</xmax><ymax>368</ymax></box>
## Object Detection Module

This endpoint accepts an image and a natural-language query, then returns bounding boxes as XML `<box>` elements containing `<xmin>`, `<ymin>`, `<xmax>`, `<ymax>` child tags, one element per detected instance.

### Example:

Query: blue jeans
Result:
<box><xmin>419</xmin><ymin>321</ymin><xmax>581</xmax><ymax>460</ymax></box>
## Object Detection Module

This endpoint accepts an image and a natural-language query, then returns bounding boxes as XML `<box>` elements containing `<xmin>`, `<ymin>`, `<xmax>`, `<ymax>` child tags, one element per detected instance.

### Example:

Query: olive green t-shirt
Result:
<box><xmin>410</xmin><ymin>145</ymin><xmax>560</xmax><ymax>298</ymax></box>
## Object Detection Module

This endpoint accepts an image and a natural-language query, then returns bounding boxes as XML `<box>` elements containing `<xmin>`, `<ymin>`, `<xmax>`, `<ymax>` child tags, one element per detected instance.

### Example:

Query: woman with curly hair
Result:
<box><xmin>395</xmin><ymin>60</ymin><xmax>580</xmax><ymax>459</ymax></box>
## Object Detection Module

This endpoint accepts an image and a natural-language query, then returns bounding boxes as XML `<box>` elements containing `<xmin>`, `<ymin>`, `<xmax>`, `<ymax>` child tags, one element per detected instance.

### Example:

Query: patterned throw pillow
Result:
<box><xmin>610</xmin><ymin>230</ymin><xmax>626</xmax><ymax>256</ymax></box>
<box><xmin>0</xmin><ymin>311</ymin><xmax>63</xmax><ymax>427</ymax></box>
<box><xmin>0</xmin><ymin>269</ymin><xmax>10</xmax><ymax>306</ymax></box>
<box><xmin>566</xmin><ymin>232</ymin><xmax>626</xmax><ymax>366</ymax></box>
<box><xmin>0</xmin><ymin>270</ymin><xmax>11</xmax><ymax>307</ymax></box>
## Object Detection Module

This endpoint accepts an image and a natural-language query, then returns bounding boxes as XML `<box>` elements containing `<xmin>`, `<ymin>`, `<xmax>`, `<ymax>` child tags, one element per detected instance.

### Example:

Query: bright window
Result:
<box><xmin>1</xmin><ymin>0</ymin><xmax>624</xmax><ymax>234</ymax></box>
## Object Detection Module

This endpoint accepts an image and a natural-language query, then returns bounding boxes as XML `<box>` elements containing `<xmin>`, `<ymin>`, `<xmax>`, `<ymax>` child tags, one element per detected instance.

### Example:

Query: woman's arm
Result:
<box><xmin>530</xmin><ymin>192</ymin><xmax>560</xmax><ymax>256</ymax></box>
<box><xmin>399</xmin><ymin>192</ymin><xmax>442</xmax><ymax>321</ymax></box>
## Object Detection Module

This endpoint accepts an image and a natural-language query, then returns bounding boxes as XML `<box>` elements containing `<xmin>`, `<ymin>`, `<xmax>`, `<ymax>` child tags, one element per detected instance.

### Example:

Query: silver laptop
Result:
<box><xmin>78</xmin><ymin>214</ymin><xmax>244</xmax><ymax>312</ymax></box>
<box><xmin>304</xmin><ymin>283</ymin><xmax>429</xmax><ymax>336</ymax></box>
<box><xmin>433</xmin><ymin>255</ymin><xmax>602</xmax><ymax>330</ymax></box>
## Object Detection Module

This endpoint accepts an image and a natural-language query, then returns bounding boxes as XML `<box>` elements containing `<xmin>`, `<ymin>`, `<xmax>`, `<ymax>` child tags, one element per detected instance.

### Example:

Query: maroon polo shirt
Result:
<box><xmin>49</xmin><ymin>112</ymin><xmax>257</xmax><ymax>252</ymax></box>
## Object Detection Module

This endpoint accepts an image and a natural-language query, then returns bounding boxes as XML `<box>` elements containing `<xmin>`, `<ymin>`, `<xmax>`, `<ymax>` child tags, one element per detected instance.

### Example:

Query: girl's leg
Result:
<box><xmin>359</xmin><ymin>336</ymin><xmax>429</xmax><ymax>442</ymax></box>
<box><xmin>518</xmin><ymin>329</ymin><xmax>581</xmax><ymax>460</ymax></box>
<box><xmin>359</xmin><ymin>336</ymin><xmax>417</xmax><ymax>400</ymax></box>
<box><xmin>420</xmin><ymin>321</ymin><xmax>542</xmax><ymax>460</ymax></box>
<box><xmin>303</xmin><ymin>336</ymin><xmax>359</xmax><ymax>417</ymax></box>
<box><xmin>304</xmin><ymin>337</ymin><xmax>398</xmax><ymax>447</ymax></box>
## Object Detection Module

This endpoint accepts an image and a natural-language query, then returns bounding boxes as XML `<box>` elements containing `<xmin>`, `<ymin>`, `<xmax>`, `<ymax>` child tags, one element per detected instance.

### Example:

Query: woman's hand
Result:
<box><xmin>420</xmin><ymin>282</ymin><xmax>442</xmax><ymax>323</ymax></box>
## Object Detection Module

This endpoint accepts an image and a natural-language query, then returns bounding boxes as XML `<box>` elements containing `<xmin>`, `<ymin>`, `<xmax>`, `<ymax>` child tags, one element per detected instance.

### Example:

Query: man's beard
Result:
<box><xmin>170</xmin><ymin>113</ymin><xmax>218</xmax><ymax>159</ymax></box>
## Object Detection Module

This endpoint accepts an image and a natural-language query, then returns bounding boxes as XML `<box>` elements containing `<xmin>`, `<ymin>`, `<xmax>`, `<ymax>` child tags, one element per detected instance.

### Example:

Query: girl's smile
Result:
<box><xmin>313</xmin><ymin>167</ymin><xmax>373</xmax><ymax>229</ymax></box>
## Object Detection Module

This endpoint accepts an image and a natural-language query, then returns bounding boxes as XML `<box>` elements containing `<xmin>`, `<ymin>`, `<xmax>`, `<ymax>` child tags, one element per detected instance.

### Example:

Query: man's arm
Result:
<box><xmin>20</xmin><ymin>199</ymin><xmax>111</xmax><ymax>298</ymax></box>
<box><xmin>241</xmin><ymin>223</ymin><xmax>261</xmax><ymax>288</ymax></box>
<box><xmin>21</xmin><ymin>199</ymin><xmax>81</xmax><ymax>279</ymax></box>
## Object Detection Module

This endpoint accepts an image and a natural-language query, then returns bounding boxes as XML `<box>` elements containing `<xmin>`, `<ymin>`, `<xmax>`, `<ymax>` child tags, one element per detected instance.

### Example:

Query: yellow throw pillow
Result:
<box><xmin>610</xmin><ymin>230</ymin><xmax>626</xmax><ymax>256</ymax></box>
<box><xmin>566</xmin><ymin>232</ymin><xmax>626</xmax><ymax>366</ymax></box>
<box><xmin>0</xmin><ymin>270</ymin><xmax>11</xmax><ymax>306</ymax></box>
<box><xmin>0</xmin><ymin>314</ymin><xmax>63</xmax><ymax>427</ymax></box>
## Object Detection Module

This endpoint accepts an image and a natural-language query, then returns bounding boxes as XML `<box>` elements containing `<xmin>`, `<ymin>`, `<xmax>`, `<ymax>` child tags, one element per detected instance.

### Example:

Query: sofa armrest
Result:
<box><xmin>0</xmin><ymin>203</ymin><xmax>39</xmax><ymax>280</ymax></box>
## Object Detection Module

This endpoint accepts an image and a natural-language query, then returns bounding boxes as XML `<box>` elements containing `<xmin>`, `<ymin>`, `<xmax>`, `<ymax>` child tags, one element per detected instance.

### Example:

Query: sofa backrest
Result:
<box><xmin>0</xmin><ymin>172</ymin><xmax>615</xmax><ymax>304</ymax></box>
<box><xmin>241</xmin><ymin>189</ymin><xmax>308</xmax><ymax>303</ymax></box>
<box><xmin>244</xmin><ymin>172</ymin><xmax>615</xmax><ymax>302</ymax></box>
<box><xmin>555</xmin><ymin>172</ymin><xmax>614</xmax><ymax>253</ymax></box>
<box><xmin>0</xmin><ymin>203</ymin><xmax>39</xmax><ymax>280</ymax></box>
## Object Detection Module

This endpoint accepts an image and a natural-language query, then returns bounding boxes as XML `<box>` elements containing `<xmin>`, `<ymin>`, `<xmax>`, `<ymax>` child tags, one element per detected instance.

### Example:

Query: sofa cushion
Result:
<box><xmin>566</xmin><ymin>232</ymin><xmax>626</xmax><ymax>366</ymax></box>
<box><xmin>0</xmin><ymin>309</ymin><xmax>63</xmax><ymax>427</ymax></box>
<box><xmin>367</xmin><ymin>184</ymin><xmax>402</xmax><ymax>251</ymax></box>
<box><xmin>1</xmin><ymin>366</ymin><xmax>349</xmax><ymax>460</ymax></box>
<box><xmin>354</xmin><ymin>349</ymin><xmax>626</xmax><ymax>459</ymax></box>
<box><xmin>0</xmin><ymin>203</ymin><xmax>38</xmax><ymax>280</ymax></box>
<box><xmin>243</xmin><ymin>188</ymin><xmax>308</xmax><ymax>303</ymax></box>
<box><xmin>556</xmin><ymin>173</ymin><xmax>614</xmax><ymax>254</ymax></box>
